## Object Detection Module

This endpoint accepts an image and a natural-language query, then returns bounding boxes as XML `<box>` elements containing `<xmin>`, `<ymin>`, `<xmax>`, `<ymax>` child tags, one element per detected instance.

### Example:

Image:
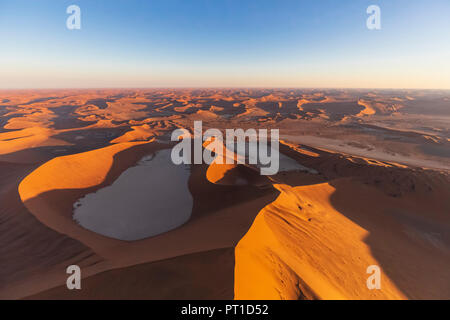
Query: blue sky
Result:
<box><xmin>0</xmin><ymin>0</ymin><xmax>449</xmax><ymax>88</ymax></box>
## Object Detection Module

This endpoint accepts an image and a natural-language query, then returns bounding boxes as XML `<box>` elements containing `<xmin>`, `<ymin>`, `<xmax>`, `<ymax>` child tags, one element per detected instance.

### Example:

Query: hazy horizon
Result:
<box><xmin>2</xmin><ymin>86</ymin><xmax>450</xmax><ymax>91</ymax></box>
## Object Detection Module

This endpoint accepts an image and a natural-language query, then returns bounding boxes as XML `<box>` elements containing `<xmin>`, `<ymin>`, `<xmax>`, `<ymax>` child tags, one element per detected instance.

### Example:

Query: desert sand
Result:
<box><xmin>0</xmin><ymin>88</ymin><xmax>449</xmax><ymax>300</ymax></box>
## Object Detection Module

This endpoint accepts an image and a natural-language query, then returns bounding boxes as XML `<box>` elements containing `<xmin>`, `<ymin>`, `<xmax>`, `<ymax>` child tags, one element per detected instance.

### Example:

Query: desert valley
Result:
<box><xmin>0</xmin><ymin>88</ymin><xmax>449</xmax><ymax>299</ymax></box>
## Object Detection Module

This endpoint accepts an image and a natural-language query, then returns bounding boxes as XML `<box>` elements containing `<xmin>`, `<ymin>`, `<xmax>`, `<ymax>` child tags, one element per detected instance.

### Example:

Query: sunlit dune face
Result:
<box><xmin>18</xmin><ymin>141</ymin><xmax>149</xmax><ymax>203</ymax></box>
<box><xmin>0</xmin><ymin>127</ymin><xmax>69</xmax><ymax>155</ymax></box>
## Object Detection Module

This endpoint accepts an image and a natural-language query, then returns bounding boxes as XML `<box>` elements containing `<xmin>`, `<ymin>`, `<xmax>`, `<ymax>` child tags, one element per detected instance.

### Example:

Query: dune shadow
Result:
<box><xmin>328</xmin><ymin>178</ymin><xmax>450</xmax><ymax>299</ymax></box>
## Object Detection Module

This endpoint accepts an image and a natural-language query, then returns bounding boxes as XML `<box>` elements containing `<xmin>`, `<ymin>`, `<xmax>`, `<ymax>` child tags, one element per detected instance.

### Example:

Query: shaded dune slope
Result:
<box><xmin>27</xmin><ymin>248</ymin><xmax>234</xmax><ymax>300</ymax></box>
<box><xmin>0</xmin><ymin>161</ymin><xmax>102</xmax><ymax>300</ymax></box>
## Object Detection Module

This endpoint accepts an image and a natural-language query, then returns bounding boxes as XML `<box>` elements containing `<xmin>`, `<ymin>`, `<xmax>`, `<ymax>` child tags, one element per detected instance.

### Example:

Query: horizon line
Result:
<box><xmin>1</xmin><ymin>86</ymin><xmax>450</xmax><ymax>91</ymax></box>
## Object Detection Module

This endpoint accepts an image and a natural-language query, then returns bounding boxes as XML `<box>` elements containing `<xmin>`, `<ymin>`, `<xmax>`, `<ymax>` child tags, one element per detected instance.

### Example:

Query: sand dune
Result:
<box><xmin>10</xmin><ymin>137</ymin><xmax>277</xmax><ymax>298</ymax></box>
<box><xmin>1</xmin><ymin>88</ymin><xmax>449</xmax><ymax>300</ymax></box>
<box><xmin>206</xmin><ymin>161</ymin><xmax>271</xmax><ymax>186</ymax></box>
<box><xmin>19</xmin><ymin>141</ymin><xmax>150</xmax><ymax>204</ymax></box>
<box><xmin>110</xmin><ymin>125</ymin><xmax>155</xmax><ymax>143</ymax></box>
<box><xmin>235</xmin><ymin>179</ymin><xmax>450</xmax><ymax>299</ymax></box>
<box><xmin>0</xmin><ymin>127</ymin><xmax>69</xmax><ymax>156</ymax></box>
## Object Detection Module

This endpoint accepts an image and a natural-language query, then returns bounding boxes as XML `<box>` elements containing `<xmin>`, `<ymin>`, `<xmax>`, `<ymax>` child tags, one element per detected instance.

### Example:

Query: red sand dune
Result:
<box><xmin>0</xmin><ymin>88</ymin><xmax>449</xmax><ymax>299</ymax></box>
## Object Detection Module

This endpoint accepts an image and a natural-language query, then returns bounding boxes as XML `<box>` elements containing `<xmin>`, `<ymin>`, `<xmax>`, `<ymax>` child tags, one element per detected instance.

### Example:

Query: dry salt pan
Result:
<box><xmin>73</xmin><ymin>149</ymin><xmax>193</xmax><ymax>241</ymax></box>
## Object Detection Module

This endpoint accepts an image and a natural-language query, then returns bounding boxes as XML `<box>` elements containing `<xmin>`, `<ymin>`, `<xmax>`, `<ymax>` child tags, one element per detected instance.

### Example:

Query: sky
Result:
<box><xmin>0</xmin><ymin>0</ymin><xmax>449</xmax><ymax>89</ymax></box>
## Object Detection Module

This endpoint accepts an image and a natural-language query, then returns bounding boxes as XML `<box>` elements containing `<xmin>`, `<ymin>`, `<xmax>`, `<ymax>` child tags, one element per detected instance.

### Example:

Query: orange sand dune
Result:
<box><xmin>12</xmin><ymin>140</ymin><xmax>277</xmax><ymax>298</ymax></box>
<box><xmin>235</xmin><ymin>179</ymin><xmax>450</xmax><ymax>299</ymax></box>
<box><xmin>210</xmin><ymin>105</ymin><xmax>224</xmax><ymax>112</ymax></box>
<box><xmin>189</xmin><ymin>109</ymin><xmax>218</xmax><ymax>120</ymax></box>
<box><xmin>206</xmin><ymin>162</ymin><xmax>270</xmax><ymax>187</ymax></box>
<box><xmin>0</xmin><ymin>127</ymin><xmax>70</xmax><ymax>156</ymax></box>
<box><xmin>203</xmin><ymin>139</ymin><xmax>271</xmax><ymax>187</ymax></box>
<box><xmin>19</xmin><ymin>141</ymin><xmax>149</xmax><ymax>203</ymax></box>
<box><xmin>74</xmin><ymin>100</ymin><xmax>148</xmax><ymax>122</ymax></box>
<box><xmin>2</xmin><ymin>88</ymin><xmax>449</xmax><ymax>300</ymax></box>
<box><xmin>4</xmin><ymin>110</ymin><xmax>56</xmax><ymax>129</ymax></box>
<box><xmin>110</xmin><ymin>125</ymin><xmax>156</xmax><ymax>143</ymax></box>
<box><xmin>17</xmin><ymin>141</ymin><xmax>153</xmax><ymax>258</ymax></box>
<box><xmin>356</xmin><ymin>99</ymin><xmax>376</xmax><ymax>117</ymax></box>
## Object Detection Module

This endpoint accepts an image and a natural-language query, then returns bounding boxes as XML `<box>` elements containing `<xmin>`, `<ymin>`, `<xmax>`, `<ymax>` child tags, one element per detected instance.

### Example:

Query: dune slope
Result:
<box><xmin>235</xmin><ymin>179</ymin><xmax>450</xmax><ymax>299</ymax></box>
